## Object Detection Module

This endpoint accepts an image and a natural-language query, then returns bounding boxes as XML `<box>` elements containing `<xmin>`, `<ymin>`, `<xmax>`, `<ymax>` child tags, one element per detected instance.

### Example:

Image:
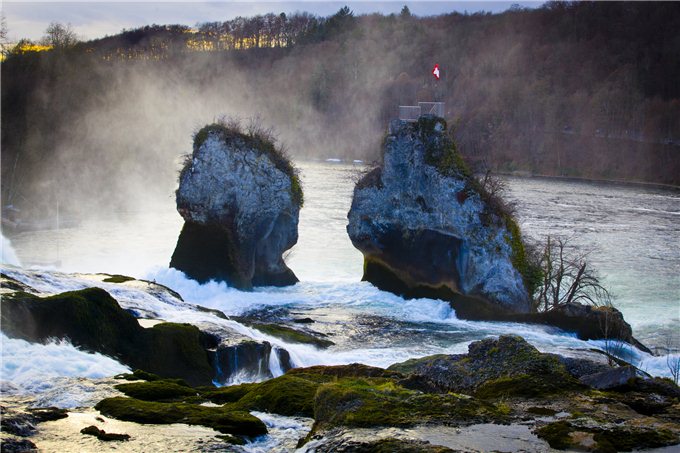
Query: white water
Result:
<box><xmin>2</xmin><ymin>162</ymin><xmax>680</xmax><ymax>407</ymax></box>
<box><xmin>1</xmin><ymin>233</ymin><xmax>21</xmax><ymax>266</ymax></box>
<box><xmin>0</xmin><ymin>333</ymin><xmax>129</xmax><ymax>405</ymax></box>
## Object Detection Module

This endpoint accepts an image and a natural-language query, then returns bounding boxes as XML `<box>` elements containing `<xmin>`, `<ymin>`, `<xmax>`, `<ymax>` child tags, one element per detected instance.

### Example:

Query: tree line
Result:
<box><xmin>2</xmin><ymin>2</ymin><xmax>679</xmax><ymax>220</ymax></box>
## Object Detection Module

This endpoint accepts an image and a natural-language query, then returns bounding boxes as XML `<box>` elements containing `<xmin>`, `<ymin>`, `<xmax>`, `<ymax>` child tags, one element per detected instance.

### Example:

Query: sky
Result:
<box><xmin>3</xmin><ymin>1</ymin><xmax>543</xmax><ymax>42</ymax></box>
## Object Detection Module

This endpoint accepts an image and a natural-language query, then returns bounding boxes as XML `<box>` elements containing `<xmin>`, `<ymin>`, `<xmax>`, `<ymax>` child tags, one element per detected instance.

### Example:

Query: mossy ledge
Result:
<box><xmin>94</xmin><ymin>397</ymin><xmax>267</xmax><ymax>437</ymax></box>
<box><xmin>242</xmin><ymin>321</ymin><xmax>334</xmax><ymax>349</ymax></box>
<box><xmin>99</xmin><ymin>337</ymin><xmax>679</xmax><ymax>451</ymax></box>
<box><xmin>0</xmin><ymin>288</ymin><xmax>217</xmax><ymax>385</ymax></box>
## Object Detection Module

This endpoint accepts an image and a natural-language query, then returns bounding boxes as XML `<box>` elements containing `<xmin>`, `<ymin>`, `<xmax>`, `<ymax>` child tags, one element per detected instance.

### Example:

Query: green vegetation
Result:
<box><xmin>189</xmin><ymin>119</ymin><xmax>303</xmax><ymax>207</ymax></box>
<box><xmin>0</xmin><ymin>288</ymin><xmax>217</xmax><ymax>386</ymax></box>
<box><xmin>115</xmin><ymin>380</ymin><xmax>196</xmax><ymax>401</ymax></box>
<box><xmin>94</xmin><ymin>397</ymin><xmax>267</xmax><ymax>437</ymax></box>
<box><xmin>102</xmin><ymin>274</ymin><xmax>136</xmax><ymax>283</ymax></box>
<box><xmin>314</xmin><ymin>377</ymin><xmax>508</xmax><ymax>429</ymax></box>
<box><xmin>418</xmin><ymin>117</ymin><xmax>471</xmax><ymax>179</ymax></box>
<box><xmin>474</xmin><ymin>373</ymin><xmax>576</xmax><ymax>399</ymax></box>
<box><xmin>535</xmin><ymin>421</ymin><xmax>678</xmax><ymax>452</ymax></box>
<box><xmin>593</xmin><ymin>427</ymin><xmax>677</xmax><ymax>452</ymax></box>
<box><xmin>535</xmin><ymin>421</ymin><xmax>574</xmax><ymax>450</ymax></box>
<box><xmin>4</xmin><ymin>3</ymin><xmax>679</xmax><ymax>222</ymax></box>
<box><xmin>248</xmin><ymin>323</ymin><xmax>334</xmax><ymax>348</ymax></box>
<box><xmin>504</xmin><ymin>216</ymin><xmax>543</xmax><ymax>297</ymax></box>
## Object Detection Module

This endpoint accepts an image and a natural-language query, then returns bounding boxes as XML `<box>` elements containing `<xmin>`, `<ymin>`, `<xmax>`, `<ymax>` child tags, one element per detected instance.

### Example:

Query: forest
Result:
<box><xmin>2</xmin><ymin>1</ymin><xmax>679</xmax><ymax>219</ymax></box>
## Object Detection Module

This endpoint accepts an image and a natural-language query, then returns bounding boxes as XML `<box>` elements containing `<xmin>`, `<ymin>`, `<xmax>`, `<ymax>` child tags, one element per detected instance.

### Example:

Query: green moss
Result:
<box><xmin>386</xmin><ymin>355</ymin><xmax>450</xmax><ymax>374</ymax></box>
<box><xmin>249</xmin><ymin>323</ymin><xmax>334</xmax><ymax>348</ymax></box>
<box><xmin>95</xmin><ymin>397</ymin><xmax>267</xmax><ymax>437</ymax></box>
<box><xmin>527</xmin><ymin>406</ymin><xmax>557</xmax><ymax>416</ymax></box>
<box><xmin>190</xmin><ymin>121</ymin><xmax>303</xmax><ymax>207</ymax></box>
<box><xmin>114</xmin><ymin>381</ymin><xmax>196</xmax><ymax>401</ymax></box>
<box><xmin>102</xmin><ymin>274</ymin><xmax>135</xmax><ymax>283</ymax></box>
<box><xmin>314</xmin><ymin>378</ymin><xmax>506</xmax><ymax>429</ymax></box>
<box><xmin>229</xmin><ymin>374</ymin><xmax>321</xmax><ymax>417</ymax></box>
<box><xmin>504</xmin><ymin>216</ymin><xmax>542</xmax><ymax>297</ymax></box>
<box><xmin>593</xmin><ymin>428</ymin><xmax>678</xmax><ymax>452</ymax></box>
<box><xmin>418</xmin><ymin>117</ymin><xmax>471</xmax><ymax>179</ymax></box>
<box><xmin>200</xmin><ymin>383</ymin><xmax>257</xmax><ymax>404</ymax></box>
<box><xmin>535</xmin><ymin>421</ymin><xmax>573</xmax><ymax>450</ymax></box>
<box><xmin>115</xmin><ymin>369</ymin><xmax>165</xmax><ymax>382</ymax></box>
<box><xmin>474</xmin><ymin>372</ymin><xmax>577</xmax><ymax>399</ymax></box>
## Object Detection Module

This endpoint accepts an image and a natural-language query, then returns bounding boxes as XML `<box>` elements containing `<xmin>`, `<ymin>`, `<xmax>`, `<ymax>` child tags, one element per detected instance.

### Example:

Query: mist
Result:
<box><xmin>2</xmin><ymin>2</ymin><xmax>679</xmax><ymax>226</ymax></box>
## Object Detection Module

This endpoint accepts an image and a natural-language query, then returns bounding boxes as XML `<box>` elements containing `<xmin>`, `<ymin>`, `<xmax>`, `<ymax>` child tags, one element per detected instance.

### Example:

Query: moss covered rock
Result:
<box><xmin>0</xmin><ymin>288</ymin><xmax>217</xmax><ymax>385</ymax></box>
<box><xmin>347</xmin><ymin>116</ymin><xmax>531</xmax><ymax>318</ymax></box>
<box><xmin>95</xmin><ymin>397</ymin><xmax>267</xmax><ymax>437</ymax></box>
<box><xmin>171</xmin><ymin>121</ymin><xmax>301</xmax><ymax>289</ymax></box>
<box><xmin>389</xmin><ymin>335</ymin><xmax>580</xmax><ymax>397</ymax></box>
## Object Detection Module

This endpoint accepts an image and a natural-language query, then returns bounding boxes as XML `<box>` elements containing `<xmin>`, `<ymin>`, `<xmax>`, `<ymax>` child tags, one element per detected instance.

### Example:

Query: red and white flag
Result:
<box><xmin>432</xmin><ymin>64</ymin><xmax>440</xmax><ymax>80</ymax></box>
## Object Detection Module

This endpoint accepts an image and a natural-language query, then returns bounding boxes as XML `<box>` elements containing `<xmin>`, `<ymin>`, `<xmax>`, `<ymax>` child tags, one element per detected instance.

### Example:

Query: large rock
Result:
<box><xmin>171</xmin><ymin>123</ymin><xmax>302</xmax><ymax>289</ymax></box>
<box><xmin>347</xmin><ymin>116</ymin><xmax>531</xmax><ymax>318</ymax></box>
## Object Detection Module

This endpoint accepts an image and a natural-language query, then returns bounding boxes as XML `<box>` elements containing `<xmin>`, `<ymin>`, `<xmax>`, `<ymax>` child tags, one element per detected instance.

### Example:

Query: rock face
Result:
<box><xmin>347</xmin><ymin>116</ymin><xmax>531</xmax><ymax>317</ymax></box>
<box><xmin>171</xmin><ymin>123</ymin><xmax>302</xmax><ymax>289</ymax></box>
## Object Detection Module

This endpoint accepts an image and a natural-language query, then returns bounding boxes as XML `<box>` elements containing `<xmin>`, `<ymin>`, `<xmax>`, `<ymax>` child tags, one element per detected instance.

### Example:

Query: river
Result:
<box><xmin>3</xmin><ymin>161</ymin><xmax>680</xmax><ymax>397</ymax></box>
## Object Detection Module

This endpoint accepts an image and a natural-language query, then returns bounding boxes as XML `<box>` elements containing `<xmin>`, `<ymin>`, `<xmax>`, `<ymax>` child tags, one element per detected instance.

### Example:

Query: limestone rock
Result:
<box><xmin>347</xmin><ymin>116</ymin><xmax>530</xmax><ymax>317</ymax></box>
<box><xmin>171</xmin><ymin>123</ymin><xmax>302</xmax><ymax>289</ymax></box>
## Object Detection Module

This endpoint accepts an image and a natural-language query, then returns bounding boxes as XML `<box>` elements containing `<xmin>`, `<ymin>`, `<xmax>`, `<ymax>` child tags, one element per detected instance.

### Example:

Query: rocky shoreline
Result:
<box><xmin>2</xmin><ymin>331</ymin><xmax>678</xmax><ymax>452</ymax></box>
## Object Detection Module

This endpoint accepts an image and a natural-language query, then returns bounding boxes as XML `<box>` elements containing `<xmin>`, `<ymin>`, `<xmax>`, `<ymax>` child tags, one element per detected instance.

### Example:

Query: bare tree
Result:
<box><xmin>533</xmin><ymin>236</ymin><xmax>612</xmax><ymax>312</ymax></box>
<box><xmin>0</xmin><ymin>13</ymin><xmax>9</xmax><ymax>57</ymax></box>
<box><xmin>42</xmin><ymin>22</ymin><xmax>78</xmax><ymax>50</ymax></box>
<box><xmin>666</xmin><ymin>331</ymin><xmax>680</xmax><ymax>385</ymax></box>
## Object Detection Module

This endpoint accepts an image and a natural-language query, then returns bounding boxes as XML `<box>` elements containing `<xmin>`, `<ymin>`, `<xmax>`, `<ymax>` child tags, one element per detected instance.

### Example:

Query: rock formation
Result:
<box><xmin>347</xmin><ymin>116</ymin><xmax>532</xmax><ymax>318</ymax></box>
<box><xmin>171</xmin><ymin>122</ymin><xmax>303</xmax><ymax>289</ymax></box>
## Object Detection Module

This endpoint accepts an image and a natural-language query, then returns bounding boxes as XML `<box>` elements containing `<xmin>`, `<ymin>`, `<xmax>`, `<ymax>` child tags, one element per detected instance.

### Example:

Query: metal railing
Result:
<box><xmin>398</xmin><ymin>102</ymin><xmax>445</xmax><ymax>122</ymax></box>
<box><xmin>418</xmin><ymin>102</ymin><xmax>445</xmax><ymax>117</ymax></box>
<box><xmin>398</xmin><ymin>106</ymin><xmax>421</xmax><ymax>122</ymax></box>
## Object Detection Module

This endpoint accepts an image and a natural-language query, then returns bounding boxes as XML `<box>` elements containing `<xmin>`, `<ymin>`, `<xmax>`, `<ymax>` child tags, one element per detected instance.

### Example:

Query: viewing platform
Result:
<box><xmin>398</xmin><ymin>102</ymin><xmax>445</xmax><ymax>121</ymax></box>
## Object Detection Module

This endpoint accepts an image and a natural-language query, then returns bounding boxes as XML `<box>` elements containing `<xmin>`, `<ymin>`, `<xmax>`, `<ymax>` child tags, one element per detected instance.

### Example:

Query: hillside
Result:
<box><xmin>2</xmin><ymin>1</ymin><xmax>679</xmax><ymax>217</ymax></box>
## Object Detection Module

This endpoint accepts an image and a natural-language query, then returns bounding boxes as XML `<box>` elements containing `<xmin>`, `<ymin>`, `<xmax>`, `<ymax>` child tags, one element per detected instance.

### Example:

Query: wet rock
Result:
<box><xmin>0</xmin><ymin>406</ymin><xmax>36</xmax><ymax>437</ymax></box>
<box><xmin>211</xmin><ymin>338</ymin><xmax>292</xmax><ymax>384</ymax></box>
<box><xmin>94</xmin><ymin>397</ymin><xmax>267</xmax><ymax>437</ymax></box>
<box><xmin>302</xmin><ymin>435</ymin><xmax>456</xmax><ymax>452</ymax></box>
<box><xmin>25</xmin><ymin>407</ymin><xmax>68</xmax><ymax>422</ymax></box>
<box><xmin>557</xmin><ymin>355</ymin><xmax>612</xmax><ymax>378</ymax></box>
<box><xmin>80</xmin><ymin>425</ymin><xmax>130</xmax><ymax>441</ymax></box>
<box><xmin>0</xmin><ymin>438</ymin><xmax>37</xmax><ymax>452</ymax></box>
<box><xmin>248</xmin><ymin>323</ymin><xmax>334</xmax><ymax>349</ymax></box>
<box><xmin>0</xmin><ymin>288</ymin><xmax>217</xmax><ymax>385</ymax></box>
<box><xmin>503</xmin><ymin>302</ymin><xmax>646</xmax><ymax>348</ymax></box>
<box><xmin>171</xmin><ymin>122</ymin><xmax>302</xmax><ymax>289</ymax></box>
<box><xmin>389</xmin><ymin>335</ymin><xmax>579</xmax><ymax>397</ymax></box>
<box><xmin>347</xmin><ymin>116</ymin><xmax>531</xmax><ymax>318</ymax></box>
<box><xmin>579</xmin><ymin>365</ymin><xmax>637</xmax><ymax>390</ymax></box>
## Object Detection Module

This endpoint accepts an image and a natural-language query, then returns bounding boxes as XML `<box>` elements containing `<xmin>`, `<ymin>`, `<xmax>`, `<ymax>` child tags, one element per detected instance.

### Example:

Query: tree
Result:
<box><xmin>533</xmin><ymin>236</ymin><xmax>612</xmax><ymax>312</ymax></box>
<box><xmin>400</xmin><ymin>6</ymin><xmax>412</xmax><ymax>18</ymax></box>
<box><xmin>42</xmin><ymin>22</ymin><xmax>78</xmax><ymax>50</ymax></box>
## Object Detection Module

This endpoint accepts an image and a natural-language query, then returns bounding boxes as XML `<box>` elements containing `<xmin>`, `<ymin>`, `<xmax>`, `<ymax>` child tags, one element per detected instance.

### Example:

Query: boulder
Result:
<box><xmin>0</xmin><ymin>288</ymin><xmax>216</xmax><ymax>386</ymax></box>
<box><xmin>347</xmin><ymin>116</ymin><xmax>531</xmax><ymax>318</ymax></box>
<box><xmin>502</xmin><ymin>302</ymin><xmax>648</xmax><ymax>350</ymax></box>
<box><xmin>171</xmin><ymin>122</ymin><xmax>303</xmax><ymax>289</ymax></box>
<box><xmin>579</xmin><ymin>365</ymin><xmax>637</xmax><ymax>390</ymax></box>
<box><xmin>388</xmin><ymin>335</ymin><xmax>580</xmax><ymax>397</ymax></box>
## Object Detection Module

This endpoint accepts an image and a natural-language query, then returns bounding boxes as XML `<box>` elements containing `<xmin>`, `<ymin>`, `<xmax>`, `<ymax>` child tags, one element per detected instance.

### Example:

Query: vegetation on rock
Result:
<box><xmin>188</xmin><ymin>118</ymin><xmax>303</xmax><ymax>207</ymax></box>
<box><xmin>94</xmin><ymin>397</ymin><xmax>267</xmax><ymax>437</ymax></box>
<box><xmin>0</xmin><ymin>288</ymin><xmax>217</xmax><ymax>385</ymax></box>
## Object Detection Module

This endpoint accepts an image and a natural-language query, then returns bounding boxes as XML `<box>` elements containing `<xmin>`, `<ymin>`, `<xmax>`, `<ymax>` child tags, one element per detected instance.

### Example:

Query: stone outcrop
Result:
<box><xmin>0</xmin><ymin>287</ymin><xmax>291</xmax><ymax>386</ymax></box>
<box><xmin>347</xmin><ymin>116</ymin><xmax>531</xmax><ymax>317</ymax></box>
<box><xmin>171</xmin><ymin>123</ymin><xmax>302</xmax><ymax>289</ymax></box>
